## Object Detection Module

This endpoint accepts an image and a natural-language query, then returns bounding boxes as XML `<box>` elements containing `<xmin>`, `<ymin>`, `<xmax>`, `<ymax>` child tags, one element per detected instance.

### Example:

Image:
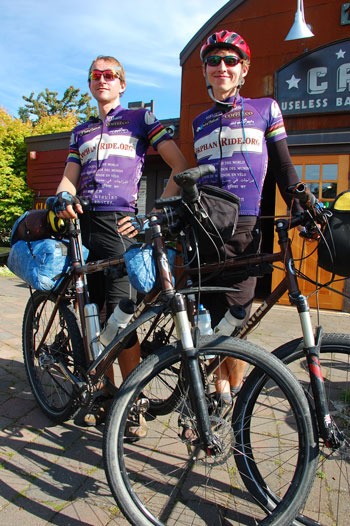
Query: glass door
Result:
<box><xmin>272</xmin><ymin>155</ymin><xmax>349</xmax><ymax>311</ymax></box>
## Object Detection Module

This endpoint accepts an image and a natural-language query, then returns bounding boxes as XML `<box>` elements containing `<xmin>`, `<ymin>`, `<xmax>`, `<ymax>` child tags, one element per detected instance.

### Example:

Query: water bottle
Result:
<box><xmin>213</xmin><ymin>304</ymin><xmax>246</xmax><ymax>336</ymax></box>
<box><xmin>100</xmin><ymin>298</ymin><xmax>136</xmax><ymax>347</ymax></box>
<box><xmin>84</xmin><ymin>303</ymin><xmax>102</xmax><ymax>360</ymax></box>
<box><xmin>195</xmin><ymin>304</ymin><xmax>213</xmax><ymax>336</ymax></box>
<box><xmin>194</xmin><ymin>304</ymin><xmax>214</xmax><ymax>359</ymax></box>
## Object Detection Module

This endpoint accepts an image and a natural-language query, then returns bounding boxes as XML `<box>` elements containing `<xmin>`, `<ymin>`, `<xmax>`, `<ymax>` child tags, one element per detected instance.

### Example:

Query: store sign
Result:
<box><xmin>276</xmin><ymin>39</ymin><xmax>350</xmax><ymax>115</ymax></box>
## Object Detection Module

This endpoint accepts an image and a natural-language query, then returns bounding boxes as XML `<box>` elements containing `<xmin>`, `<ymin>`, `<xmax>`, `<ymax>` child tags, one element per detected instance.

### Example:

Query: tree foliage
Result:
<box><xmin>1</xmin><ymin>85</ymin><xmax>95</xmax><ymax>244</ymax></box>
<box><xmin>33</xmin><ymin>113</ymin><xmax>78</xmax><ymax>135</ymax></box>
<box><xmin>18</xmin><ymin>86</ymin><xmax>96</xmax><ymax>123</ymax></box>
<box><xmin>0</xmin><ymin>107</ymin><xmax>33</xmax><ymax>241</ymax></box>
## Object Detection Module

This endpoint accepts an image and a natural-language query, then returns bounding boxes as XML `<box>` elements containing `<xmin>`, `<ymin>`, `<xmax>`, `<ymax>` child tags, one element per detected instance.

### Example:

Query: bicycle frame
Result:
<box><xmin>30</xmin><ymin>209</ymin><xmax>220</xmax><ymax>451</ymax></box>
<box><xmin>39</xmin><ymin>181</ymin><xmax>340</xmax><ymax>449</ymax></box>
<box><xmin>180</xmin><ymin>214</ymin><xmax>341</xmax><ymax>448</ymax></box>
<box><xmin>31</xmin><ymin>217</ymin><xmax>129</xmax><ymax>392</ymax></box>
<box><xmin>145</xmin><ymin>211</ymin><xmax>222</xmax><ymax>451</ymax></box>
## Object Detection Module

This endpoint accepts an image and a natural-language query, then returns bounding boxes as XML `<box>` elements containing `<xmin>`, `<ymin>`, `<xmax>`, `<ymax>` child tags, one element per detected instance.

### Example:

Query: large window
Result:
<box><xmin>294</xmin><ymin>162</ymin><xmax>339</xmax><ymax>206</ymax></box>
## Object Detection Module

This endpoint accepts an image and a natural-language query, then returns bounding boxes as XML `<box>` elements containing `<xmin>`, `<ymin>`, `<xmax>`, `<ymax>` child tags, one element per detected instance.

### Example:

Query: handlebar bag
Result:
<box><xmin>7</xmin><ymin>238</ymin><xmax>89</xmax><ymax>290</ymax></box>
<box><xmin>190</xmin><ymin>185</ymin><xmax>240</xmax><ymax>257</ymax></box>
<box><xmin>124</xmin><ymin>243</ymin><xmax>177</xmax><ymax>294</ymax></box>
<box><xmin>318</xmin><ymin>190</ymin><xmax>350</xmax><ymax>277</ymax></box>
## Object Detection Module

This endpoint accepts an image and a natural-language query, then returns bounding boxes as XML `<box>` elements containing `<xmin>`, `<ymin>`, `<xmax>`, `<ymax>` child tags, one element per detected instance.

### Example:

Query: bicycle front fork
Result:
<box><xmin>296</xmin><ymin>295</ymin><xmax>344</xmax><ymax>449</ymax></box>
<box><xmin>172</xmin><ymin>293</ymin><xmax>220</xmax><ymax>454</ymax></box>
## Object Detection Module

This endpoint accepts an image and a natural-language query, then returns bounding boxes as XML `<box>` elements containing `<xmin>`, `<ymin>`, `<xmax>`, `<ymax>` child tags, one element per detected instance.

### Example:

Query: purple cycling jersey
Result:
<box><xmin>66</xmin><ymin>106</ymin><xmax>172</xmax><ymax>212</ymax></box>
<box><xmin>192</xmin><ymin>95</ymin><xmax>288</xmax><ymax>216</ymax></box>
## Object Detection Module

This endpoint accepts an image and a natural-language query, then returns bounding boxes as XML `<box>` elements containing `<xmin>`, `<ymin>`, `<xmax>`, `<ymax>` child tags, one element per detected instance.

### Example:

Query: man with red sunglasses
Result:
<box><xmin>191</xmin><ymin>30</ymin><xmax>302</xmax><ymax>411</ymax></box>
<box><xmin>54</xmin><ymin>55</ymin><xmax>188</xmax><ymax>433</ymax></box>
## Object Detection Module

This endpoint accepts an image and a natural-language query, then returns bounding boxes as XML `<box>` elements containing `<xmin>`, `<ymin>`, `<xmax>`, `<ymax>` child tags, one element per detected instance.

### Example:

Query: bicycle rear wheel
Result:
<box><xmin>22</xmin><ymin>290</ymin><xmax>84</xmax><ymax>423</ymax></box>
<box><xmin>272</xmin><ymin>333</ymin><xmax>350</xmax><ymax>526</ymax></box>
<box><xmin>104</xmin><ymin>336</ymin><xmax>317</xmax><ymax>526</ymax></box>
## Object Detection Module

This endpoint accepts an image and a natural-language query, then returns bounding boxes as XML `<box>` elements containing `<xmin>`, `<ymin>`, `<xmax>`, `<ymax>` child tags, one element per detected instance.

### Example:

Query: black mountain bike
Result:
<box><xmin>102</xmin><ymin>166</ymin><xmax>320</xmax><ymax>526</ymax></box>
<box><xmin>179</xmin><ymin>181</ymin><xmax>350</xmax><ymax>526</ymax></box>
<box><xmin>113</xmin><ymin>172</ymin><xmax>349</xmax><ymax>526</ymax></box>
<box><xmin>110</xmin><ymin>171</ymin><xmax>349</xmax><ymax>526</ymax></box>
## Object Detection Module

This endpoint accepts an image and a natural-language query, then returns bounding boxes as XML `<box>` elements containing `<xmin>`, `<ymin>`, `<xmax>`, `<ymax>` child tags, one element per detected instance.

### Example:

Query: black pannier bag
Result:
<box><xmin>318</xmin><ymin>190</ymin><xmax>350</xmax><ymax>277</ymax></box>
<box><xmin>188</xmin><ymin>184</ymin><xmax>240</xmax><ymax>258</ymax></box>
<box><xmin>10</xmin><ymin>209</ymin><xmax>68</xmax><ymax>245</ymax></box>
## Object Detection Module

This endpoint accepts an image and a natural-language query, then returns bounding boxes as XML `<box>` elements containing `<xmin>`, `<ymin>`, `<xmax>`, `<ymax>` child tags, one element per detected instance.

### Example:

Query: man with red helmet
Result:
<box><xmin>193</xmin><ymin>30</ymin><xmax>301</xmax><ymax>410</ymax></box>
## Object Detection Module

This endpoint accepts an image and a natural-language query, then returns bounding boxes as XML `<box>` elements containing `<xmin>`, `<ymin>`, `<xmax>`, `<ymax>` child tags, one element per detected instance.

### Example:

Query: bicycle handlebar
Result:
<box><xmin>286</xmin><ymin>182</ymin><xmax>331</xmax><ymax>239</ymax></box>
<box><xmin>287</xmin><ymin>182</ymin><xmax>328</xmax><ymax>221</ymax></box>
<box><xmin>174</xmin><ymin>164</ymin><xmax>216</xmax><ymax>203</ymax></box>
<box><xmin>287</xmin><ymin>182</ymin><xmax>317</xmax><ymax>208</ymax></box>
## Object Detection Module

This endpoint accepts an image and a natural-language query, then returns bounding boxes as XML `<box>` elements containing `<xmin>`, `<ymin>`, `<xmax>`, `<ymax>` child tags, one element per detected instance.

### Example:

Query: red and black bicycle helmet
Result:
<box><xmin>200</xmin><ymin>30</ymin><xmax>251</xmax><ymax>63</ymax></box>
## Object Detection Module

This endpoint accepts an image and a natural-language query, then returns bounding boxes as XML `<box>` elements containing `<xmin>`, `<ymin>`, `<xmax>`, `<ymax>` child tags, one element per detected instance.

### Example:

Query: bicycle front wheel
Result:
<box><xmin>273</xmin><ymin>333</ymin><xmax>350</xmax><ymax>526</ymax></box>
<box><xmin>22</xmin><ymin>290</ymin><xmax>84</xmax><ymax>423</ymax></box>
<box><xmin>104</xmin><ymin>336</ymin><xmax>317</xmax><ymax>526</ymax></box>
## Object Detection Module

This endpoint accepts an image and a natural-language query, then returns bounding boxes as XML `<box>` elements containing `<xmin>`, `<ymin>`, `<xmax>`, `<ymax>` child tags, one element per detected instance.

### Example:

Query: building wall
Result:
<box><xmin>179</xmin><ymin>0</ymin><xmax>349</xmax><ymax>163</ymax></box>
<box><xmin>178</xmin><ymin>0</ymin><xmax>350</xmax><ymax>310</ymax></box>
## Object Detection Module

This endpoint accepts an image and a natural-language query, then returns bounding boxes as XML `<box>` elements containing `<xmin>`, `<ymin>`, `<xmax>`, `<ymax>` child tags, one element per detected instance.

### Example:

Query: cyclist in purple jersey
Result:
<box><xmin>54</xmin><ymin>55</ymin><xmax>188</xmax><ymax>431</ymax></box>
<box><xmin>192</xmin><ymin>30</ymin><xmax>301</xmax><ymax>409</ymax></box>
<box><xmin>68</xmin><ymin>104</ymin><xmax>178</xmax><ymax>212</ymax></box>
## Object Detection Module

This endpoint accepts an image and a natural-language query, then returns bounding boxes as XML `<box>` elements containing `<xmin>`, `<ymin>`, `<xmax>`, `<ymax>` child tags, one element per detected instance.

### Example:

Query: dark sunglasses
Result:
<box><xmin>89</xmin><ymin>69</ymin><xmax>121</xmax><ymax>81</ymax></box>
<box><xmin>205</xmin><ymin>55</ymin><xmax>242</xmax><ymax>67</ymax></box>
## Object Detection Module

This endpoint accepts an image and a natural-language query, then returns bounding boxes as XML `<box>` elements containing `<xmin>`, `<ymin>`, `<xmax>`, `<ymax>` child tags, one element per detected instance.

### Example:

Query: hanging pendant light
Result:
<box><xmin>285</xmin><ymin>0</ymin><xmax>315</xmax><ymax>41</ymax></box>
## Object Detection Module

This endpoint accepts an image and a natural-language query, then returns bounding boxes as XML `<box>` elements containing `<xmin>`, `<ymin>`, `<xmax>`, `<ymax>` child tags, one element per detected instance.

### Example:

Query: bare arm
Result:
<box><xmin>55</xmin><ymin>162</ymin><xmax>83</xmax><ymax>218</ymax></box>
<box><xmin>157</xmin><ymin>140</ymin><xmax>189</xmax><ymax>198</ymax></box>
<box><xmin>117</xmin><ymin>140</ymin><xmax>188</xmax><ymax>237</ymax></box>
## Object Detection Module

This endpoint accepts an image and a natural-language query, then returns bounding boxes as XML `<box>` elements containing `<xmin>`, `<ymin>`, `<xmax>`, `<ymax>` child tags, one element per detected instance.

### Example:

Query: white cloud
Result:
<box><xmin>0</xmin><ymin>0</ymin><xmax>227</xmax><ymax>118</ymax></box>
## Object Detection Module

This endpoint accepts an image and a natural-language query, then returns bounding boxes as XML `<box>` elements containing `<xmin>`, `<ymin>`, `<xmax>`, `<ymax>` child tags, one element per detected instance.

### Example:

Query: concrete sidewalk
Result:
<box><xmin>0</xmin><ymin>274</ymin><xmax>129</xmax><ymax>526</ymax></box>
<box><xmin>0</xmin><ymin>273</ymin><xmax>349</xmax><ymax>525</ymax></box>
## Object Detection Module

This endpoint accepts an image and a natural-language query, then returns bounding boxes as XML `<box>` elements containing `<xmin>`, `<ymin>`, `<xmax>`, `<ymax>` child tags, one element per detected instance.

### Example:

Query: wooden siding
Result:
<box><xmin>179</xmin><ymin>0</ymin><xmax>350</xmax><ymax>162</ymax></box>
<box><xmin>27</xmin><ymin>149</ymin><xmax>68</xmax><ymax>196</ymax></box>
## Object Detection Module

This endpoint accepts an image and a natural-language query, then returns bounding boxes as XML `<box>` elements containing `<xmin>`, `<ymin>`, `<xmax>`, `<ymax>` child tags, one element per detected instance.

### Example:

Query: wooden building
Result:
<box><xmin>178</xmin><ymin>0</ymin><xmax>350</xmax><ymax>310</ymax></box>
<box><xmin>25</xmin><ymin>0</ymin><xmax>350</xmax><ymax>310</ymax></box>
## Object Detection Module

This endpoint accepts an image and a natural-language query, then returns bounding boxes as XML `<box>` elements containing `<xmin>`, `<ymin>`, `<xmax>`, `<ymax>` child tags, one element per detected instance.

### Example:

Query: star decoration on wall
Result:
<box><xmin>336</xmin><ymin>49</ymin><xmax>346</xmax><ymax>59</ymax></box>
<box><xmin>286</xmin><ymin>74</ymin><xmax>301</xmax><ymax>89</ymax></box>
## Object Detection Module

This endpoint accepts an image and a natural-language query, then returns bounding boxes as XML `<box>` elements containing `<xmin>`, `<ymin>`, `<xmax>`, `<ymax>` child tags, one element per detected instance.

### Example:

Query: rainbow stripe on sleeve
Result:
<box><xmin>266</xmin><ymin>122</ymin><xmax>286</xmax><ymax>141</ymax></box>
<box><xmin>148</xmin><ymin>125</ymin><xmax>169</xmax><ymax>148</ymax></box>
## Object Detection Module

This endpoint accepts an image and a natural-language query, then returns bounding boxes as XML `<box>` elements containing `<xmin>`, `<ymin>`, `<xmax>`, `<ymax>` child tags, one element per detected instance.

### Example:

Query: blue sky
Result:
<box><xmin>1</xmin><ymin>0</ymin><xmax>227</xmax><ymax>120</ymax></box>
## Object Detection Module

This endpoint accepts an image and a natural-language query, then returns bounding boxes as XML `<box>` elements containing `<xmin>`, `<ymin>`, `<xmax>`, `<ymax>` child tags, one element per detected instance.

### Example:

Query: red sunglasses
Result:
<box><xmin>89</xmin><ymin>69</ymin><xmax>121</xmax><ymax>82</ymax></box>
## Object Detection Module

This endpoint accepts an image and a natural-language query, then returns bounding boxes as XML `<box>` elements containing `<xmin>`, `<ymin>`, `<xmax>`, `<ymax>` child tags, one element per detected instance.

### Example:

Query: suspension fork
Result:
<box><xmin>275</xmin><ymin>220</ymin><xmax>342</xmax><ymax>448</ymax></box>
<box><xmin>172</xmin><ymin>293</ymin><xmax>219</xmax><ymax>453</ymax></box>
<box><xmin>285</xmin><ymin>266</ymin><xmax>341</xmax><ymax>446</ymax></box>
<box><xmin>304</xmin><ymin>326</ymin><xmax>332</xmax><ymax>442</ymax></box>
<box><xmin>289</xmin><ymin>289</ymin><xmax>331</xmax><ymax>438</ymax></box>
<box><xmin>150</xmin><ymin>215</ymin><xmax>219</xmax><ymax>452</ymax></box>
<box><xmin>304</xmin><ymin>325</ymin><xmax>344</xmax><ymax>448</ymax></box>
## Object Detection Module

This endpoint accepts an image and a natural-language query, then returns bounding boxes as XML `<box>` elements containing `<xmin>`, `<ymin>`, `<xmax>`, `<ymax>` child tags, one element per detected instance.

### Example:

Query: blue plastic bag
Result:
<box><xmin>7</xmin><ymin>238</ymin><xmax>88</xmax><ymax>291</ymax></box>
<box><xmin>124</xmin><ymin>244</ymin><xmax>176</xmax><ymax>294</ymax></box>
